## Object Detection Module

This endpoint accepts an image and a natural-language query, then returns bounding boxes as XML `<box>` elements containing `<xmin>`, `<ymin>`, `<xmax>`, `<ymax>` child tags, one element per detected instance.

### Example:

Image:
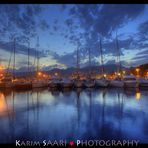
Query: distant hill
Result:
<box><xmin>139</xmin><ymin>63</ymin><xmax>148</xmax><ymax>70</ymax></box>
<box><xmin>7</xmin><ymin>64</ymin><xmax>128</xmax><ymax>77</ymax></box>
<box><xmin>129</xmin><ymin>63</ymin><xmax>148</xmax><ymax>70</ymax></box>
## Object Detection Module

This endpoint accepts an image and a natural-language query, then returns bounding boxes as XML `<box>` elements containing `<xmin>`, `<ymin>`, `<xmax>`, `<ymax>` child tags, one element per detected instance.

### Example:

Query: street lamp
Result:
<box><xmin>122</xmin><ymin>70</ymin><xmax>125</xmax><ymax>75</ymax></box>
<box><xmin>135</xmin><ymin>68</ymin><xmax>140</xmax><ymax>78</ymax></box>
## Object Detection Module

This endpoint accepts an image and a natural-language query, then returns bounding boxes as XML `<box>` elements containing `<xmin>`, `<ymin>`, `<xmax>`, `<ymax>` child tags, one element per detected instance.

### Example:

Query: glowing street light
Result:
<box><xmin>135</xmin><ymin>68</ymin><xmax>140</xmax><ymax>77</ymax></box>
<box><xmin>38</xmin><ymin>72</ymin><xmax>42</xmax><ymax>76</ymax></box>
<box><xmin>103</xmin><ymin>74</ymin><xmax>107</xmax><ymax>78</ymax></box>
<box><xmin>117</xmin><ymin>73</ymin><xmax>121</xmax><ymax>76</ymax></box>
<box><xmin>122</xmin><ymin>70</ymin><xmax>125</xmax><ymax>75</ymax></box>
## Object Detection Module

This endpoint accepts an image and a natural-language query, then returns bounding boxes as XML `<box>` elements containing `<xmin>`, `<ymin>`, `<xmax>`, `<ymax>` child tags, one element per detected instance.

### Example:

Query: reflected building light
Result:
<box><xmin>0</xmin><ymin>93</ymin><xmax>7</xmax><ymax>116</ymax></box>
<box><xmin>135</xmin><ymin>92</ymin><xmax>141</xmax><ymax>100</ymax></box>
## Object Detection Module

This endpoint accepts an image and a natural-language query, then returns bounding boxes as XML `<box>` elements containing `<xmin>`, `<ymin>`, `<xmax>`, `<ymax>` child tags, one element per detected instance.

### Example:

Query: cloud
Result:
<box><xmin>138</xmin><ymin>20</ymin><xmax>148</xmax><ymax>35</ymax></box>
<box><xmin>53</xmin><ymin>4</ymin><xmax>146</xmax><ymax>67</ymax></box>
<box><xmin>131</xmin><ymin>54</ymin><xmax>148</xmax><ymax>65</ymax></box>
<box><xmin>0</xmin><ymin>4</ymin><xmax>49</xmax><ymax>39</ymax></box>
<box><xmin>67</xmin><ymin>4</ymin><xmax>145</xmax><ymax>37</ymax></box>
<box><xmin>0</xmin><ymin>40</ymin><xmax>44</xmax><ymax>58</ymax></box>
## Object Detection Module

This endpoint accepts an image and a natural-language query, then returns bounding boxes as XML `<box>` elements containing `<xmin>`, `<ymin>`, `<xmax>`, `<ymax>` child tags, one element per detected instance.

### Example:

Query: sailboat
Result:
<box><xmin>14</xmin><ymin>39</ymin><xmax>32</xmax><ymax>90</ymax></box>
<box><xmin>110</xmin><ymin>33</ymin><xmax>124</xmax><ymax>87</ymax></box>
<box><xmin>123</xmin><ymin>75</ymin><xmax>139</xmax><ymax>88</ymax></box>
<box><xmin>84</xmin><ymin>48</ymin><xmax>95</xmax><ymax>88</ymax></box>
<box><xmin>32</xmin><ymin>37</ymin><xmax>48</xmax><ymax>88</ymax></box>
<box><xmin>74</xmin><ymin>46</ymin><xmax>83</xmax><ymax>88</ymax></box>
<box><xmin>49</xmin><ymin>73</ymin><xmax>62</xmax><ymax>89</ymax></box>
<box><xmin>138</xmin><ymin>78</ymin><xmax>148</xmax><ymax>88</ymax></box>
<box><xmin>95</xmin><ymin>38</ymin><xmax>109</xmax><ymax>87</ymax></box>
<box><xmin>0</xmin><ymin>37</ymin><xmax>16</xmax><ymax>89</ymax></box>
<box><xmin>61</xmin><ymin>77</ymin><xmax>73</xmax><ymax>88</ymax></box>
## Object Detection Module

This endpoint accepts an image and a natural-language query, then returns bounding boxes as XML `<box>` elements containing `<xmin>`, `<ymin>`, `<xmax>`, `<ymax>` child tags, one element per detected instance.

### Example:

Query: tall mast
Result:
<box><xmin>88</xmin><ymin>48</ymin><xmax>91</xmax><ymax>78</ymax></box>
<box><xmin>13</xmin><ymin>38</ymin><xmax>16</xmax><ymax>80</ymax></box>
<box><xmin>36</xmin><ymin>36</ymin><xmax>39</xmax><ymax>73</ymax></box>
<box><xmin>116</xmin><ymin>32</ymin><xmax>122</xmax><ymax>75</ymax></box>
<box><xmin>28</xmin><ymin>41</ymin><xmax>30</xmax><ymax>76</ymax></box>
<box><xmin>6</xmin><ymin>37</ymin><xmax>13</xmax><ymax>76</ymax></box>
<box><xmin>76</xmin><ymin>46</ymin><xmax>80</xmax><ymax>78</ymax></box>
<box><xmin>99</xmin><ymin>38</ymin><xmax>104</xmax><ymax>76</ymax></box>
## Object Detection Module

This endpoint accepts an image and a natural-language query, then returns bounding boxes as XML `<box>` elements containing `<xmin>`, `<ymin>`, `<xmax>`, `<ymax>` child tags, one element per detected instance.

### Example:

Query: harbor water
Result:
<box><xmin>0</xmin><ymin>88</ymin><xmax>148</xmax><ymax>144</ymax></box>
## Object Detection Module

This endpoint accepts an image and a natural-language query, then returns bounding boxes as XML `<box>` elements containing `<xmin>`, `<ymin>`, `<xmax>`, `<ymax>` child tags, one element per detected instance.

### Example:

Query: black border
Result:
<box><xmin>0</xmin><ymin>1</ymin><xmax>147</xmax><ymax>147</ymax></box>
<box><xmin>0</xmin><ymin>0</ymin><xmax>147</xmax><ymax>4</ymax></box>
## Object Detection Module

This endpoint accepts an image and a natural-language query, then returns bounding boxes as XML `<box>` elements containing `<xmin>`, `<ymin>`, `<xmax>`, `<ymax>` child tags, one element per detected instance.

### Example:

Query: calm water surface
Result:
<box><xmin>0</xmin><ymin>88</ymin><xmax>148</xmax><ymax>143</ymax></box>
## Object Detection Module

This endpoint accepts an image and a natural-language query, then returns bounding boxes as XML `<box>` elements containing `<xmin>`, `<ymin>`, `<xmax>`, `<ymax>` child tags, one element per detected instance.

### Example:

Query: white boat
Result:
<box><xmin>123</xmin><ymin>75</ymin><xmax>139</xmax><ymax>88</ymax></box>
<box><xmin>84</xmin><ymin>79</ymin><xmax>95</xmax><ymax>88</ymax></box>
<box><xmin>61</xmin><ymin>78</ymin><xmax>73</xmax><ymax>88</ymax></box>
<box><xmin>110</xmin><ymin>33</ymin><xmax>124</xmax><ymax>88</ymax></box>
<box><xmin>138</xmin><ymin>78</ymin><xmax>148</xmax><ymax>87</ymax></box>
<box><xmin>110</xmin><ymin>77</ymin><xmax>124</xmax><ymax>87</ymax></box>
<box><xmin>95</xmin><ymin>78</ymin><xmax>109</xmax><ymax>87</ymax></box>
<box><xmin>49</xmin><ymin>79</ymin><xmax>61</xmax><ymax>88</ymax></box>
<box><xmin>96</xmin><ymin>39</ymin><xmax>109</xmax><ymax>88</ymax></box>
<box><xmin>32</xmin><ymin>79</ymin><xmax>48</xmax><ymax>88</ymax></box>
<box><xmin>74</xmin><ymin>79</ymin><xmax>83</xmax><ymax>88</ymax></box>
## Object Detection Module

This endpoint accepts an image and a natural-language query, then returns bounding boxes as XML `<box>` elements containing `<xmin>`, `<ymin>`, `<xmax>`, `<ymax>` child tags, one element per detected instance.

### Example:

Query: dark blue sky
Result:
<box><xmin>0</xmin><ymin>4</ymin><xmax>148</xmax><ymax>71</ymax></box>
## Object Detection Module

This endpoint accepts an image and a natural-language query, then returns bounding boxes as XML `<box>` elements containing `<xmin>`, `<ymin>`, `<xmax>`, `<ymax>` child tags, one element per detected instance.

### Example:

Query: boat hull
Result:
<box><xmin>124</xmin><ymin>81</ymin><xmax>139</xmax><ymax>88</ymax></box>
<box><xmin>32</xmin><ymin>81</ymin><xmax>48</xmax><ymax>88</ymax></box>
<box><xmin>84</xmin><ymin>80</ymin><xmax>95</xmax><ymax>88</ymax></box>
<box><xmin>14</xmin><ymin>82</ymin><xmax>32</xmax><ymax>90</ymax></box>
<box><xmin>0</xmin><ymin>82</ymin><xmax>14</xmax><ymax>89</ymax></box>
<box><xmin>139</xmin><ymin>81</ymin><xmax>148</xmax><ymax>87</ymax></box>
<box><xmin>49</xmin><ymin>83</ymin><xmax>60</xmax><ymax>88</ymax></box>
<box><xmin>96</xmin><ymin>79</ymin><xmax>109</xmax><ymax>87</ymax></box>
<box><xmin>61</xmin><ymin>83</ymin><xmax>73</xmax><ymax>88</ymax></box>
<box><xmin>74</xmin><ymin>81</ymin><xmax>83</xmax><ymax>88</ymax></box>
<box><xmin>110</xmin><ymin>80</ymin><xmax>124</xmax><ymax>87</ymax></box>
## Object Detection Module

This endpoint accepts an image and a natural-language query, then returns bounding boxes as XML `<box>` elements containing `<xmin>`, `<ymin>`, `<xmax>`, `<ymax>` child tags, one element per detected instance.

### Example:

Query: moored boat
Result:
<box><xmin>49</xmin><ymin>79</ymin><xmax>61</xmax><ymax>88</ymax></box>
<box><xmin>0</xmin><ymin>75</ymin><xmax>13</xmax><ymax>89</ymax></box>
<box><xmin>74</xmin><ymin>79</ymin><xmax>83</xmax><ymax>88</ymax></box>
<box><xmin>110</xmin><ymin>77</ymin><xmax>124</xmax><ymax>87</ymax></box>
<box><xmin>32</xmin><ymin>79</ymin><xmax>48</xmax><ymax>88</ymax></box>
<box><xmin>138</xmin><ymin>78</ymin><xmax>148</xmax><ymax>88</ymax></box>
<box><xmin>96</xmin><ymin>78</ymin><xmax>109</xmax><ymax>87</ymax></box>
<box><xmin>84</xmin><ymin>79</ymin><xmax>95</xmax><ymax>88</ymax></box>
<box><xmin>123</xmin><ymin>75</ymin><xmax>139</xmax><ymax>88</ymax></box>
<box><xmin>61</xmin><ymin>78</ymin><xmax>73</xmax><ymax>88</ymax></box>
<box><xmin>13</xmin><ymin>79</ymin><xmax>32</xmax><ymax>90</ymax></box>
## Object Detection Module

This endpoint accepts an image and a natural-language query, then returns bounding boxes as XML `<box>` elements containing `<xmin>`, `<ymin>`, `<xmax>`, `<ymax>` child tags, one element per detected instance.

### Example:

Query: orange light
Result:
<box><xmin>117</xmin><ymin>73</ymin><xmax>121</xmax><ymax>76</ymax></box>
<box><xmin>136</xmin><ymin>68</ymin><xmax>140</xmax><ymax>72</ymax></box>
<box><xmin>104</xmin><ymin>74</ymin><xmax>107</xmax><ymax>78</ymax></box>
<box><xmin>0</xmin><ymin>93</ymin><xmax>7</xmax><ymax>116</ymax></box>
<box><xmin>43</xmin><ymin>74</ymin><xmax>47</xmax><ymax>78</ymax></box>
<box><xmin>146</xmin><ymin>71</ymin><xmax>148</xmax><ymax>77</ymax></box>
<box><xmin>0</xmin><ymin>65</ymin><xmax>5</xmax><ymax>71</ymax></box>
<box><xmin>38</xmin><ymin>72</ymin><xmax>42</xmax><ymax>76</ymax></box>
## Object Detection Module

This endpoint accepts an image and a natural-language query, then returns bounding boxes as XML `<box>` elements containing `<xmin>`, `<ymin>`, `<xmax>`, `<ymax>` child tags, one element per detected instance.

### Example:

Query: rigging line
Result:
<box><xmin>6</xmin><ymin>40</ymin><xmax>13</xmax><ymax>75</ymax></box>
<box><xmin>100</xmin><ymin>38</ymin><xmax>104</xmax><ymax>76</ymax></box>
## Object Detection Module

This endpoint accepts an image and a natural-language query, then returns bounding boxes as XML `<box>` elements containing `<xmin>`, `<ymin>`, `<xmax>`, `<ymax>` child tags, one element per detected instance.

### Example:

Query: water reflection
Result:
<box><xmin>0</xmin><ymin>88</ymin><xmax>148</xmax><ymax>143</ymax></box>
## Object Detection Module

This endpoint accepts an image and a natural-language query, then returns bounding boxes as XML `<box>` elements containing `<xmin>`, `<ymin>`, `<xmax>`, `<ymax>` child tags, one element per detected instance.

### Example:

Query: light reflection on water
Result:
<box><xmin>0</xmin><ymin>88</ymin><xmax>148</xmax><ymax>143</ymax></box>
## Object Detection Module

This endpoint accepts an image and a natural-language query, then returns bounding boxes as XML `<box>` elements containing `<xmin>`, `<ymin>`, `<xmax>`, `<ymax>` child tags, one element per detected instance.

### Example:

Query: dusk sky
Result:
<box><xmin>0</xmin><ymin>4</ymin><xmax>148</xmax><ymax>71</ymax></box>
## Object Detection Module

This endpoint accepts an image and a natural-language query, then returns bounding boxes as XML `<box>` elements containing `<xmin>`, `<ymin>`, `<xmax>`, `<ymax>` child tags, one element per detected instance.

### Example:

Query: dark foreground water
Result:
<box><xmin>0</xmin><ymin>87</ymin><xmax>148</xmax><ymax>144</ymax></box>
